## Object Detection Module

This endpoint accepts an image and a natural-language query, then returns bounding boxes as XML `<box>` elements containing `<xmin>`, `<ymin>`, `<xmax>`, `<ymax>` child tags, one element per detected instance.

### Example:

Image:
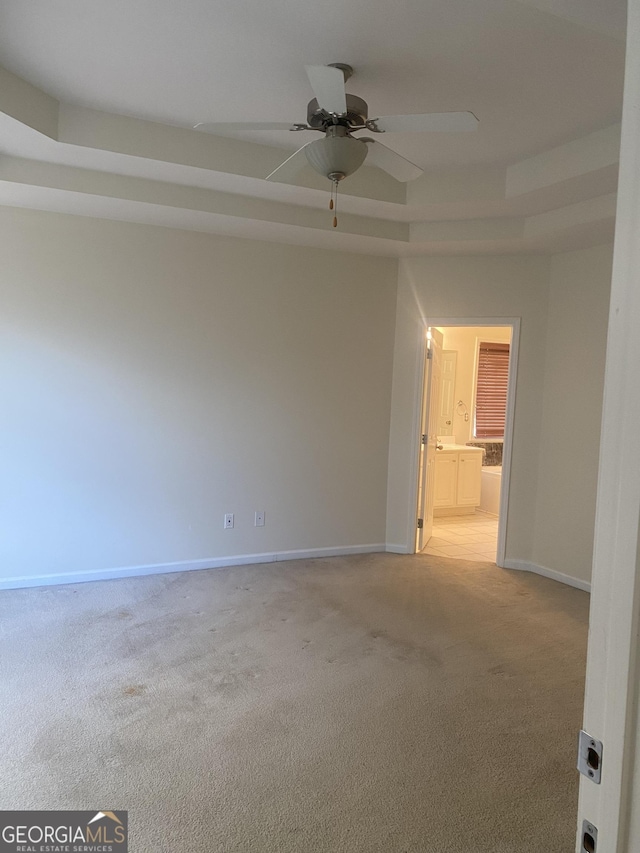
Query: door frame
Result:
<box><xmin>576</xmin><ymin>0</ymin><xmax>640</xmax><ymax>846</ymax></box>
<box><xmin>408</xmin><ymin>317</ymin><xmax>520</xmax><ymax>565</ymax></box>
<box><xmin>416</xmin><ymin>326</ymin><xmax>444</xmax><ymax>551</ymax></box>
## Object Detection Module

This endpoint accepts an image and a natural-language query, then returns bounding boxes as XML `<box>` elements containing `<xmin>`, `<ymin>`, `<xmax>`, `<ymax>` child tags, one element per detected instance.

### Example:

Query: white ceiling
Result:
<box><xmin>0</xmin><ymin>0</ymin><xmax>627</xmax><ymax>255</ymax></box>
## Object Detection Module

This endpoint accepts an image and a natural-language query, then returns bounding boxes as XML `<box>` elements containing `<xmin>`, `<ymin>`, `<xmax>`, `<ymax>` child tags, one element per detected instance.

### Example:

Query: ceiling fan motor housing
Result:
<box><xmin>306</xmin><ymin>94</ymin><xmax>369</xmax><ymax>129</ymax></box>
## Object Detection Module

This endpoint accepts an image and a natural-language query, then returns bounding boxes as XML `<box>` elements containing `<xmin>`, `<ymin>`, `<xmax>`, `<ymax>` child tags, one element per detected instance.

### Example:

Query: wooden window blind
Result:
<box><xmin>475</xmin><ymin>341</ymin><xmax>510</xmax><ymax>438</ymax></box>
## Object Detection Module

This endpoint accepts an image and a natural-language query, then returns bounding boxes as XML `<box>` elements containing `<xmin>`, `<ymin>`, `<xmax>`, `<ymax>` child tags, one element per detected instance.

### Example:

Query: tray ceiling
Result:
<box><xmin>0</xmin><ymin>0</ymin><xmax>626</xmax><ymax>255</ymax></box>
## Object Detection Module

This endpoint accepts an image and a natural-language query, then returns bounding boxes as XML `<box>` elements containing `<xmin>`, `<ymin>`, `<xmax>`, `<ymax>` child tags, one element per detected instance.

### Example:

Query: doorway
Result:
<box><xmin>414</xmin><ymin>320</ymin><xmax>519</xmax><ymax>566</ymax></box>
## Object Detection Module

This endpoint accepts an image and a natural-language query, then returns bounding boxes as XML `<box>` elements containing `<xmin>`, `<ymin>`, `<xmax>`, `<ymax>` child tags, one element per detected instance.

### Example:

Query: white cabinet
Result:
<box><xmin>434</xmin><ymin>454</ymin><xmax>458</xmax><ymax>507</ymax></box>
<box><xmin>457</xmin><ymin>452</ymin><xmax>483</xmax><ymax>506</ymax></box>
<box><xmin>433</xmin><ymin>447</ymin><xmax>483</xmax><ymax>515</ymax></box>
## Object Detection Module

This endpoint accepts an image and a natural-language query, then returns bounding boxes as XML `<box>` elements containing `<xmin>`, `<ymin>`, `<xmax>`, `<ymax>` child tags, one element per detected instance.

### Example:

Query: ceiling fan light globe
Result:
<box><xmin>304</xmin><ymin>135</ymin><xmax>368</xmax><ymax>180</ymax></box>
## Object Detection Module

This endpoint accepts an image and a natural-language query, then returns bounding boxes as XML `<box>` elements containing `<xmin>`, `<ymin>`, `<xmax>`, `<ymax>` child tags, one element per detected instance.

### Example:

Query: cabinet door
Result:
<box><xmin>457</xmin><ymin>453</ymin><xmax>482</xmax><ymax>506</ymax></box>
<box><xmin>434</xmin><ymin>453</ymin><xmax>458</xmax><ymax>507</ymax></box>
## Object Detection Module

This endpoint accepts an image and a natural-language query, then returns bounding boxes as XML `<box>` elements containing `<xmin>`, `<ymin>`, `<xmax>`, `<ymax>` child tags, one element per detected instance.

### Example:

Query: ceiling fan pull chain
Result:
<box><xmin>332</xmin><ymin>179</ymin><xmax>339</xmax><ymax>228</ymax></box>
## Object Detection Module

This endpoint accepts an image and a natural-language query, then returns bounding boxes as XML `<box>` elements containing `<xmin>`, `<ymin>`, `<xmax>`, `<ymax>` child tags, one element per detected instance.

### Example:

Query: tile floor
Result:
<box><xmin>422</xmin><ymin>511</ymin><xmax>499</xmax><ymax>562</ymax></box>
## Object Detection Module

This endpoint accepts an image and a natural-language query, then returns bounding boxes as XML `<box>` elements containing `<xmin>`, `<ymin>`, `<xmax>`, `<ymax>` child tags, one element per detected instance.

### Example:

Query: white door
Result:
<box><xmin>416</xmin><ymin>327</ymin><xmax>443</xmax><ymax>551</ymax></box>
<box><xmin>438</xmin><ymin>351</ymin><xmax>457</xmax><ymax>435</ymax></box>
<box><xmin>576</xmin><ymin>5</ymin><xmax>640</xmax><ymax>850</ymax></box>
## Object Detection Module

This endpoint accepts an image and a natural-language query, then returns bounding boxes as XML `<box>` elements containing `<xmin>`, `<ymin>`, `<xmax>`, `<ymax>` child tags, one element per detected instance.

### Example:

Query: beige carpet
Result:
<box><xmin>0</xmin><ymin>553</ymin><xmax>589</xmax><ymax>852</ymax></box>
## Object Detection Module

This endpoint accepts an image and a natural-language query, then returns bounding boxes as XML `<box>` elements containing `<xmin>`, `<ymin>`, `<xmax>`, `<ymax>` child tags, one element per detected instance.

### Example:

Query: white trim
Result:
<box><xmin>496</xmin><ymin>319</ymin><xmax>520</xmax><ymax>567</ymax></box>
<box><xmin>0</xmin><ymin>543</ymin><xmax>386</xmax><ymax>590</ymax></box>
<box><xmin>386</xmin><ymin>543</ymin><xmax>411</xmax><ymax>554</ymax></box>
<box><xmin>577</xmin><ymin>3</ymin><xmax>640</xmax><ymax>846</ymax></box>
<box><xmin>0</xmin><ymin>543</ymin><xmax>591</xmax><ymax>597</ymax></box>
<box><xmin>406</xmin><ymin>330</ymin><xmax>430</xmax><ymax>554</ymax></box>
<box><xmin>502</xmin><ymin>558</ymin><xmax>591</xmax><ymax>593</ymax></box>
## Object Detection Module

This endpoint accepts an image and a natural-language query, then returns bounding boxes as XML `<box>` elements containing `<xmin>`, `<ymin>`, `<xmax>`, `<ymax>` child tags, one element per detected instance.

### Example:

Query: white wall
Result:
<box><xmin>0</xmin><ymin>208</ymin><xmax>398</xmax><ymax>587</ymax></box>
<box><xmin>0</xmin><ymin>206</ymin><xmax>614</xmax><ymax>590</ymax></box>
<box><xmin>532</xmin><ymin>243</ymin><xmax>613</xmax><ymax>584</ymax></box>
<box><xmin>439</xmin><ymin>325</ymin><xmax>512</xmax><ymax>445</ymax></box>
<box><xmin>387</xmin><ymin>250</ymin><xmax>613</xmax><ymax>587</ymax></box>
<box><xmin>386</xmin><ymin>255</ymin><xmax>550</xmax><ymax>558</ymax></box>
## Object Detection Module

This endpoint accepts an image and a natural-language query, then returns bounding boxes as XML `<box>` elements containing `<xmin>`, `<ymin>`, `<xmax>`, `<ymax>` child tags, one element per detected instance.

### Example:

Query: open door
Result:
<box><xmin>576</xmin><ymin>4</ymin><xmax>640</xmax><ymax>851</ymax></box>
<box><xmin>416</xmin><ymin>327</ymin><xmax>443</xmax><ymax>551</ymax></box>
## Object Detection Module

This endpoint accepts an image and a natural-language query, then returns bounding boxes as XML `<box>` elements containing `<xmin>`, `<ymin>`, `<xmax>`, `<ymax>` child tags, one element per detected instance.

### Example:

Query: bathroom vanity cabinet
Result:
<box><xmin>434</xmin><ymin>446</ymin><xmax>483</xmax><ymax>515</ymax></box>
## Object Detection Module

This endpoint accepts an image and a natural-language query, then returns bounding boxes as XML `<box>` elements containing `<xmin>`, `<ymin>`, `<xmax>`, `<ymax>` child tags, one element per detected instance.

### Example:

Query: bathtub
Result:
<box><xmin>480</xmin><ymin>466</ymin><xmax>502</xmax><ymax>515</ymax></box>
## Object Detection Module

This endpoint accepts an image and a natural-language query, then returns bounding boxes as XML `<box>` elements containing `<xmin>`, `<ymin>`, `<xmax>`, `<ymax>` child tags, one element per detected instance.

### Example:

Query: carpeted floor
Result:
<box><xmin>0</xmin><ymin>553</ymin><xmax>589</xmax><ymax>852</ymax></box>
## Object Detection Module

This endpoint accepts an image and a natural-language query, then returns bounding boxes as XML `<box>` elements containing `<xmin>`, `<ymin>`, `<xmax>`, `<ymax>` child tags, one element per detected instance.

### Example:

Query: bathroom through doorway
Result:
<box><xmin>415</xmin><ymin>320</ymin><xmax>518</xmax><ymax>565</ymax></box>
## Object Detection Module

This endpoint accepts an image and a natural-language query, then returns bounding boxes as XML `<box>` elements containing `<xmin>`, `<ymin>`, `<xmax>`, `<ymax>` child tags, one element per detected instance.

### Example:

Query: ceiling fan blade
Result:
<box><xmin>304</xmin><ymin>65</ymin><xmax>347</xmax><ymax>115</ymax></box>
<box><xmin>194</xmin><ymin>121</ymin><xmax>301</xmax><ymax>133</ymax></box>
<box><xmin>266</xmin><ymin>141</ymin><xmax>315</xmax><ymax>183</ymax></box>
<box><xmin>363</xmin><ymin>139</ymin><xmax>423</xmax><ymax>182</ymax></box>
<box><xmin>370</xmin><ymin>111</ymin><xmax>479</xmax><ymax>133</ymax></box>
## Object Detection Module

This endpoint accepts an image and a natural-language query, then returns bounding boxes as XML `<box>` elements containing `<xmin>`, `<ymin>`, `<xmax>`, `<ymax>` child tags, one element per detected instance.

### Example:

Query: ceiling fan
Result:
<box><xmin>195</xmin><ymin>64</ymin><xmax>478</xmax><ymax>224</ymax></box>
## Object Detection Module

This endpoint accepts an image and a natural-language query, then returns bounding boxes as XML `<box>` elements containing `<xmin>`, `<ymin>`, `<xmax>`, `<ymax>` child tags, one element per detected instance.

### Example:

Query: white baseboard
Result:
<box><xmin>385</xmin><ymin>544</ymin><xmax>411</xmax><ymax>554</ymax></box>
<box><xmin>0</xmin><ymin>547</ymin><xmax>592</xmax><ymax>594</ymax></box>
<box><xmin>0</xmin><ymin>543</ymin><xmax>386</xmax><ymax>590</ymax></box>
<box><xmin>502</xmin><ymin>558</ymin><xmax>591</xmax><ymax>593</ymax></box>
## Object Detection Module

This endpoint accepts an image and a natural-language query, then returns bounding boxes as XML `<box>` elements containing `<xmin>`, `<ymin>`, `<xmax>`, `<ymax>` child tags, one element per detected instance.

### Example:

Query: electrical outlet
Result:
<box><xmin>254</xmin><ymin>511</ymin><xmax>265</xmax><ymax>527</ymax></box>
<box><xmin>224</xmin><ymin>513</ymin><xmax>234</xmax><ymax>529</ymax></box>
